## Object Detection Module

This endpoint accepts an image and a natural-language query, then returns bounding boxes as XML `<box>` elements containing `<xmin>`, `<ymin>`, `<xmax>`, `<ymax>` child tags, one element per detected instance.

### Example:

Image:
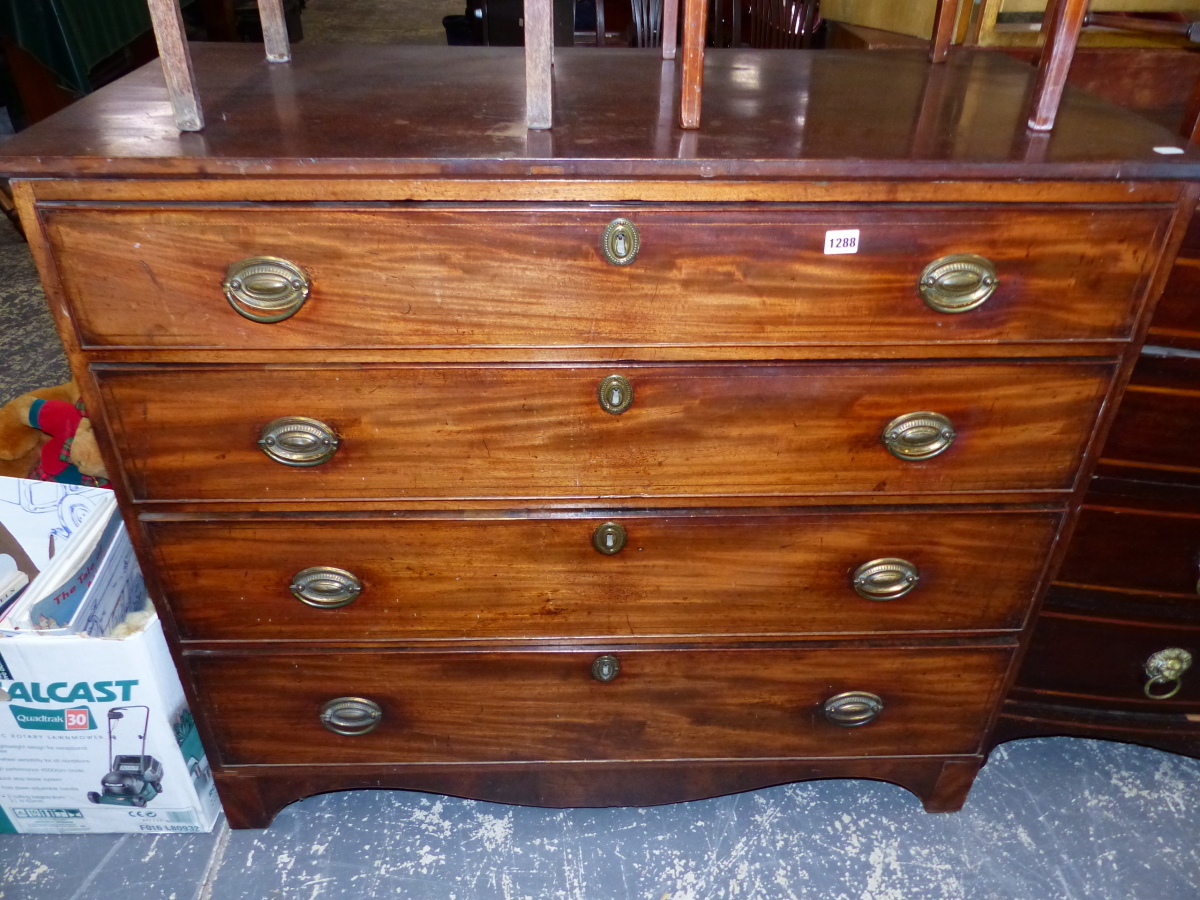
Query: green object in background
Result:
<box><xmin>0</xmin><ymin>0</ymin><xmax>195</xmax><ymax>95</ymax></box>
<box><xmin>0</xmin><ymin>805</ymin><xmax>14</xmax><ymax>834</ymax></box>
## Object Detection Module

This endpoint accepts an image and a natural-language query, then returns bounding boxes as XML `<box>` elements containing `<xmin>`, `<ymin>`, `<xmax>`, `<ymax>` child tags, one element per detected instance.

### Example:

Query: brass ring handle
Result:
<box><xmin>319</xmin><ymin>697</ymin><xmax>382</xmax><ymax>735</ymax></box>
<box><xmin>853</xmin><ymin>558</ymin><xmax>920</xmax><ymax>600</ymax></box>
<box><xmin>290</xmin><ymin>566</ymin><xmax>362</xmax><ymax>608</ymax></box>
<box><xmin>223</xmin><ymin>256</ymin><xmax>311</xmax><ymax>323</ymax></box>
<box><xmin>598</xmin><ymin>374</ymin><xmax>634</xmax><ymax>415</ymax></box>
<box><xmin>919</xmin><ymin>254</ymin><xmax>998</xmax><ymax>314</ymax></box>
<box><xmin>591</xmin><ymin>654</ymin><xmax>621</xmax><ymax>683</ymax></box>
<box><xmin>592</xmin><ymin>522</ymin><xmax>627</xmax><ymax>555</ymax></box>
<box><xmin>602</xmin><ymin>218</ymin><xmax>640</xmax><ymax>266</ymax></box>
<box><xmin>824</xmin><ymin>691</ymin><xmax>884</xmax><ymax>727</ymax></box>
<box><xmin>1143</xmin><ymin>648</ymin><xmax>1192</xmax><ymax>700</ymax></box>
<box><xmin>258</xmin><ymin>416</ymin><xmax>340</xmax><ymax>466</ymax></box>
<box><xmin>882</xmin><ymin>411</ymin><xmax>956</xmax><ymax>461</ymax></box>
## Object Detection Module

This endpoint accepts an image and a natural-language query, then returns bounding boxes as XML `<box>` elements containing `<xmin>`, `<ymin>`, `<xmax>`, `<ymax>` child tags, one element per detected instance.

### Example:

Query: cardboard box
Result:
<box><xmin>0</xmin><ymin>477</ymin><xmax>220</xmax><ymax>833</ymax></box>
<box><xmin>0</xmin><ymin>614</ymin><xmax>221</xmax><ymax>833</ymax></box>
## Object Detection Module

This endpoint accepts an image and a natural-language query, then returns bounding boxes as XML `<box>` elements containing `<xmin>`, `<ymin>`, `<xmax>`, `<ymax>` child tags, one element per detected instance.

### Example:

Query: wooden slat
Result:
<box><xmin>679</xmin><ymin>0</ymin><xmax>707</xmax><ymax>128</ymax></box>
<box><xmin>257</xmin><ymin>0</ymin><xmax>292</xmax><ymax>62</ymax></box>
<box><xmin>1028</xmin><ymin>0</ymin><xmax>1089</xmax><ymax>131</ymax></box>
<box><xmin>662</xmin><ymin>0</ymin><xmax>680</xmax><ymax>58</ymax></box>
<box><xmin>1181</xmin><ymin>73</ymin><xmax>1200</xmax><ymax>145</ymax></box>
<box><xmin>146</xmin><ymin>0</ymin><xmax>203</xmax><ymax>131</ymax></box>
<box><xmin>525</xmin><ymin>0</ymin><xmax>554</xmax><ymax>128</ymax></box>
<box><xmin>929</xmin><ymin>0</ymin><xmax>960</xmax><ymax>62</ymax></box>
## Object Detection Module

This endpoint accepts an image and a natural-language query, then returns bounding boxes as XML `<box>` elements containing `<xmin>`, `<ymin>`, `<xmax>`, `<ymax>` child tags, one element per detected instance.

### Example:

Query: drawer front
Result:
<box><xmin>191</xmin><ymin>646</ymin><xmax>1013</xmax><ymax>765</ymax></box>
<box><xmin>1099</xmin><ymin>355</ymin><xmax>1200</xmax><ymax>485</ymax></box>
<box><xmin>46</xmin><ymin>206</ymin><xmax>1167</xmax><ymax>349</ymax></box>
<box><xmin>1018</xmin><ymin>613</ymin><xmax>1200</xmax><ymax>711</ymax></box>
<box><xmin>96</xmin><ymin>361</ymin><xmax>1112</xmax><ymax>502</ymax></box>
<box><xmin>1057</xmin><ymin>506</ymin><xmax>1200</xmax><ymax>600</ymax></box>
<box><xmin>149</xmin><ymin>510</ymin><xmax>1060</xmax><ymax>641</ymax></box>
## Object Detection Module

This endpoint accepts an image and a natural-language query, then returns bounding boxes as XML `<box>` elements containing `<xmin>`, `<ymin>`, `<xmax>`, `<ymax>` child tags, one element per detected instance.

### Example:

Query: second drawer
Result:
<box><xmin>148</xmin><ymin>509</ymin><xmax>1061</xmax><ymax>641</ymax></box>
<box><xmin>97</xmin><ymin>360</ymin><xmax>1113</xmax><ymax>502</ymax></box>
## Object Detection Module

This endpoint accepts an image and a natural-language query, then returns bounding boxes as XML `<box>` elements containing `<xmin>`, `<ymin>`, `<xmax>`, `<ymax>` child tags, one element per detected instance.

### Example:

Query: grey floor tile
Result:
<box><xmin>203</xmin><ymin>738</ymin><xmax>1200</xmax><ymax>900</ymax></box>
<box><xmin>0</xmin><ymin>820</ymin><xmax>225</xmax><ymax>900</ymax></box>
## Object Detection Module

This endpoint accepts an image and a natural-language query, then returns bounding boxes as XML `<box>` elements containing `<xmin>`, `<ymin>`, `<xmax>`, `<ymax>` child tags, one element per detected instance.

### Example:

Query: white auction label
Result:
<box><xmin>824</xmin><ymin>229</ymin><xmax>860</xmax><ymax>255</ymax></box>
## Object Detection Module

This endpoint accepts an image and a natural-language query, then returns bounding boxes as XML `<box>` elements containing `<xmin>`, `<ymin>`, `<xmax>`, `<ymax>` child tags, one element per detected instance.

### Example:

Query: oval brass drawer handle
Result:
<box><xmin>882</xmin><ymin>411</ymin><xmax>956</xmax><ymax>461</ymax></box>
<box><xmin>591</xmin><ymin>654</ymin><xmax>621</xmax><ymax>683</ymax></box>
<box><xmin>919</xmin><ymin>254</ymin><xmax>998</xmax><ymax>314</ymax></box>
<box><xmin>853</xmin><ymin>558</ymin><xmax>919</xmax><ymax>600</ymax></box>
<box><xmin>602</xmin><ymin>218</ymin><xmax>640</xmax><ymax>266</ymax></box>
<box><xmin>290</xmin><ymin>566</ymin><xmax>362</xmax><ymax>608</ymax></box>
<box><xmin>598</xmin><ymin>374</ymin><xmax>634</xmax><ymax>415</ymax></box>
<box><xmin>223</xmin><ymin>256</ymin><xmax>311</xmax><ymax>323</ymax></box>
<box><xmin>258</xmin><ymin>416</ymin><xmax>340</xmax><ymax>466</ymax></box>
<box><xmin>319</xmin><ymin>697</ymin><xmax>382</xmax><ymax>736</ymax></box>
<box><xmin>824</xmin><ymin>691</ymin><xmax>884</xmax><ymax>727</ymax></box>
<box><xmin>1144</xmin><ymin>648</ymin><xmax>1192</xmax><ymax>700</ymax></box>
<box><xmin>592</xmin><ymin>522</ymin><xmax>627</xmax><ymax>555</ymax></box>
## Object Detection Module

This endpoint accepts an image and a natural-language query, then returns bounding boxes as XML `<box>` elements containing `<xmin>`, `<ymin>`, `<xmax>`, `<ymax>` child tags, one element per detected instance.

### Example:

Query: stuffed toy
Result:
<box><xmin>0</xmin><ymin>381</ymin><xmax>110</xmax><ymax>487</ymax></box>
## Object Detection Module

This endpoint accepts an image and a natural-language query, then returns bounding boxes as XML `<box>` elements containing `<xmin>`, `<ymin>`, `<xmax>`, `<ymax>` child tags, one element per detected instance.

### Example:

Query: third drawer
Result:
<box><xmin>147</xmin><ymin>509</ymin><xmax>1061</xmax><ymax>641</ymax></box>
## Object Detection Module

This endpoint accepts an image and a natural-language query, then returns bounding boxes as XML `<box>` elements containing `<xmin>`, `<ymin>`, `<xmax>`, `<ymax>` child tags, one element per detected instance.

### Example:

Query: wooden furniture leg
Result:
<box><xmin>679</xmin><ymin>0</ymin><xmax>707</xmax><ymax>128</ymax></box>
<box><xmin>1028</xmin><ymin>0</ymin><xmax>1089</xmax><ymax>131</ymax></box>
<box><xmin>930</xmin><ymin>0</ymin><xmax>960</xmax><ymax>63</ymax></box>
<box><xmin>662</xmin><ymin>0</ymin><xmax>679</xmax><ymax>58</ymax></box>
<box><xmin>258</xmin><ymin>0</ymin><xmax>292</xmax><ymax>62</ymax></box>
<box><xmin>525</xmin><ymin>0</ymin><xmax>554</xmax><ymax>128</ymax></box>
<box><xmin>1181</xmin><ymin>73</ymin><xmax>1200</xmax><ymax>145</ymax></box>
<box><xmin>146</xmin><ymin>0</ymin><xmax>204</xmax><ymax>131</ymax></box>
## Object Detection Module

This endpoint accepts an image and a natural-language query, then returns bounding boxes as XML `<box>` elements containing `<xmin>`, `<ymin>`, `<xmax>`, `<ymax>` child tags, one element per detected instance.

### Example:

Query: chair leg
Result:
<box><xmin>258</xmin><ymin>0</ymin><xmax>292</xmax><ymax>62</ymax></box>
<box><xmin>1027</xmin><ymin>0</ymin><xmax>1088</xmax><ymax>131</ymax></box>
<box><xmin>525</xmin><ymin>0</ymin><xmax>553</xmax><ymax>128</ymax></box>
<box><xmin>146</xmin><ymin>0</ymin><xmax>204</xmax><ymax>131</ymax></box>
<box><xmin>680</xmin><ymin>0</ymin><xmax>708</xmax><ymax>128</ymax></box>
<box><xmin>929</xmin><ymin>0</ymin><xmax>960</xmax><ymax>62</ymax></box>
<box><xmin>662</xmin><ymin>0</ymin><xmax>679</xmax><ymax>56</ymax></box>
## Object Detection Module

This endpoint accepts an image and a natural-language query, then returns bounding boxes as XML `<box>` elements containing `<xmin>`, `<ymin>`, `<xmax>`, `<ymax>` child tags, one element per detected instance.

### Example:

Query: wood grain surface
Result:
<box><xmin>1014</xmin><ymin>612</ymin><xmax>1200</xmax><ymax>712</ymax></box>
<box><xmin>146</xmin><ymin>509</ymin><xmax>1060</xmax><ymax>642</ymax></box>
<box><xmin>190</xmin><ymin>645</ymin><xmax>1013</xmax><ymax>765</ymax></box>
<box><xmin>1055</xmin><ymin>505</ymin><xmax>1200</xmax><ymax>601</ymax></box>
<box><xmin>94</xmin><ymin>361</ymin><xmax>1113</xmax><ymax>502</ymax></box>
<box><xmin>42</xmin><ymin>205</ymin><xmax>1168</xmax><ymax>350</ymax></box>
<box><xmin>1096</xmin><ymin>354</ymin><xmax>1200</xmax><ymax>485</ymax></box>
<box><xmin>2</xmin><ymin>45</ymin><xmax>1198</xmax><ymax>181</ymax></box>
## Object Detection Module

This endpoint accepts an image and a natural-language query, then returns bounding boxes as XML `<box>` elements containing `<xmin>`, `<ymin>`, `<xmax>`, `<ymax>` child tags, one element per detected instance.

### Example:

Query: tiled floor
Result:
<box><xmin>2</xmin><ymin>737</ymin><xmax>1199</xmax><ymax>900</ymax></box>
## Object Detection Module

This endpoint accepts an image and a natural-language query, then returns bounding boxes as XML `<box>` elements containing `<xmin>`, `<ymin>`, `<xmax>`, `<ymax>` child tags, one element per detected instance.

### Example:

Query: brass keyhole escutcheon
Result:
<box><xmin>592</xmin><ymin>522</ymin><xmax>627</xmax><ymax>555</ymax></box>
<box><xmin>319</xmin><ymin>697</ymin><xmax>383</xmax><ymax>735</ymax></box>
<box><xmin>881</xmin><ymin>411</ymin><xmax>956</xmax><ymax>461</ymax></box>
<box><xmin>823</xmin><ymin>691</ymin><xmax>884</xmax><ymax>727</ymax></box>
<box><xmin>591</xmin><ymin>654</ymin><xmax>621</xmax><ymax>683</ymax></box>
<box><xmin>918</xmin><ymin>254</ymin><xmax>998</xmax><ymax>314</ymax></box>
<box><xmin>223</xmin><ymin>256</ymin><xmax>311</xmax><ymax>323</ymax></box>
<box><xmin>852</xmin><ymin>558</ymin><xmax>919</xmax><ymax>600</ymax></box>
<box><xmin>290</xmin><ymin>567</ymin><xmax>362</xmax><ymax>608</ymax></box>
<box><xmin>602</xmin><ymin>219</ymin><xmax>640</xmax><ymax>266</ymax></box>
<box><xmin>258</xmin><ymin>416</ymin><xmax>341</xmax><ymax>466</ymax></box>
<box><xmin>598</xmin><ymin>374</ymin><xmax>634</xmax><ymax>415</ymax></box>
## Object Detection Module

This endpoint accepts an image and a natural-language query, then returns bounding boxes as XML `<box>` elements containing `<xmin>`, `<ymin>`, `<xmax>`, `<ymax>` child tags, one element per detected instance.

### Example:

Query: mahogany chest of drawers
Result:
<box><xmin>3</xmin><ymin>45</ymin><xmax>1198</xmax><ymax>827</ymax></box>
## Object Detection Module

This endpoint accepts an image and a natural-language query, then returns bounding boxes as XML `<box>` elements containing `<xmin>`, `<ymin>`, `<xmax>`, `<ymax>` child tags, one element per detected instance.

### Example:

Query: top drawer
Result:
<box><xmin>42</xmin><ymin>204</ymin><xmax>1168</xmax><ymax>350</ymax></box>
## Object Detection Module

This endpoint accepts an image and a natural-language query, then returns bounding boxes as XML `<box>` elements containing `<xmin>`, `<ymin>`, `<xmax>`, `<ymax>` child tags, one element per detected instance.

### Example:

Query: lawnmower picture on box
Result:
<box><xmin>87</xmin><ymin>705</ymin><xmax>163</xmax><ymax>808</ymax></box>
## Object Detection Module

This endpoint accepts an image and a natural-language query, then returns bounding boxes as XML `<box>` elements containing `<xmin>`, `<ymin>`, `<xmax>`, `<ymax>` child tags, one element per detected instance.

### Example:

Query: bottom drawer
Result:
<box><xmin>192</xmin><ymin>646</ymin><xmax>1013</xmax><ymax>766</ymax></box>
<box><xmin>1016</xmin><ymin>613</ymin><xmax>1200</xmax><ymax>711</ymax></box>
